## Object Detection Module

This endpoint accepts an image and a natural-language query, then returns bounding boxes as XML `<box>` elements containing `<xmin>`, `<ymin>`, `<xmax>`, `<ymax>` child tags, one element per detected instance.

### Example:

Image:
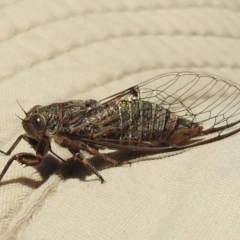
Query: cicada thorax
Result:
<box><xmin>36</xmin><ymin>100</ymin><xmax>99</xmax><ymax>135</ymax></box>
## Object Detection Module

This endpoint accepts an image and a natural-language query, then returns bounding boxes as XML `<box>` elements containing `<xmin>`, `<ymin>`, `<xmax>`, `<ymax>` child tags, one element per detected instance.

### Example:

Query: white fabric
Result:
<box><xmin>0</xmin><ymin>0</ymin><xmax>240</xmax><ymax>239</ymax></box>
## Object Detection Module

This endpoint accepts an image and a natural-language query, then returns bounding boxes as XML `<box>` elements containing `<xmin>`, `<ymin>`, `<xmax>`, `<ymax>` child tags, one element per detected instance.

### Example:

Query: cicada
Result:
<box><xmin>1</xmin><ymin>72</ymin><xmax>240</xmax><ymax>183</ymax></box>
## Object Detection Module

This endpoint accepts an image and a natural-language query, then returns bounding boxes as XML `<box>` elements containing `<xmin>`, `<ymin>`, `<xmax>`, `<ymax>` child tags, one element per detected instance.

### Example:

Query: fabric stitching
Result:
<box><xmin>1</xmin><ymin>33</ymin><xmax>240</xmax><ymax>81</ymax></box>
<box><xmin>0</xmin><ymin>7</ymin><xmax>239</xmax><ymax>44</ymax></box>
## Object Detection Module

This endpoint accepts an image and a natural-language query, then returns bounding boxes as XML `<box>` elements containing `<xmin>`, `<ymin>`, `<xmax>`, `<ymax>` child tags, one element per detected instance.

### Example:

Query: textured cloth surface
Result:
<box><xmin>1</xmin><ymin>0</ymin><xmax>240</xmax><ymax>239</ymax></box>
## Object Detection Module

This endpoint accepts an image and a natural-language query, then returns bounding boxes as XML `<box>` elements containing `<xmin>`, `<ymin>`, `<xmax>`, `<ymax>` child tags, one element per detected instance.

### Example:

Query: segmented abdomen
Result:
<box><xmin>115</xmin><ymin>100</ymin><xmax>197</xmax><ymax>145</ymax></box>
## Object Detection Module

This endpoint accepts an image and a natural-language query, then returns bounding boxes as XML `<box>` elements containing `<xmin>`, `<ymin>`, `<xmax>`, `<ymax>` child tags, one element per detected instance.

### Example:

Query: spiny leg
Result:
<box><xmin>74</xmin><ymin>153</ymin><xmax>105</xmax><ymax>183</ymax></box>
<box><xmin>0</xmin><ymin>153</ymin><xmax>42</xmax><ymax>182</ymax></box>
<box><xmin>82</xmin><ymin>144</ymin><xmax>131</xmax><ymax>167</ymax></box>
<box><xmin>0</xmin><ymin>135</ymin><xmax>50</xmax><ymax>182</ymax></box>
<box><xmin>0</xmin><ymin>135</ymin><xmax>37</xmax><ymax>181</ymax></box>
<box><xmin>84</xmin><ymin>145</ymin><xmax>118</xmax><ymax>166</ymax></box>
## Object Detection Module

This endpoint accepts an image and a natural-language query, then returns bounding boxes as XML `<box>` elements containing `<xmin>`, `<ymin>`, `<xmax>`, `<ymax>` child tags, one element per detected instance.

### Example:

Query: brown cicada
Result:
<box><xmin>1</xmin><ymin>72</ymin><xmax>240</xmax><ymax>183</ymax></box>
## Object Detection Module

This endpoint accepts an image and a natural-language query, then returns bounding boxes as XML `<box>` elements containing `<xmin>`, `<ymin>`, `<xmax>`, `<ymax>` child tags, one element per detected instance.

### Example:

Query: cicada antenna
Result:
<box><xmin>17</xmin><ymin>99</ymin><xmax>27</xmax><ymax>115</ymax></box>
<box><xmin>14</xmin><ymin>114</ymin><xmax>28</xmax><ymax>123</ymax></box>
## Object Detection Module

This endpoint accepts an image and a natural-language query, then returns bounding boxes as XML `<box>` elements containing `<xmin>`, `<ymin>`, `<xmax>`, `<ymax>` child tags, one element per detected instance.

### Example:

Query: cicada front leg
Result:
<box><xmin>0</xmin><ymin>135</ymin><xmax>50</xmax><ymax>182</ymax></box>
<box><xmin>0</xmin><ymin>153</ymin><xmax>43</xmax><ymax>182</ymax></box>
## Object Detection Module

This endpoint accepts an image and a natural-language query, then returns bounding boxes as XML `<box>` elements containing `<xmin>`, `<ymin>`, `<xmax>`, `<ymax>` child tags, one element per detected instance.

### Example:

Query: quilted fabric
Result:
<box><xmin>0</xmin><ymin>0</ymin><xmax>240</xmax><ymax>239</ymax></box>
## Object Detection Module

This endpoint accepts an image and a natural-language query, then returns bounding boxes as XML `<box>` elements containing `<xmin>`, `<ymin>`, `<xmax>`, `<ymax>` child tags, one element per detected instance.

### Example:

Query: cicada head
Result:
<box><xmin>22</xmin><ymin>105</ymin><xmax>48</xmax><ymax>140</ymax></box>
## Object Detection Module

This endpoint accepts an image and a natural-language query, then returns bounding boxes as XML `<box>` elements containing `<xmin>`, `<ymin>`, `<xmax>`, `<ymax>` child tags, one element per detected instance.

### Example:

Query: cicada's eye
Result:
<box><xmin>30</xmin><ymin>114</ymin><xmax>46</xmax><ymax>132</ymax></box>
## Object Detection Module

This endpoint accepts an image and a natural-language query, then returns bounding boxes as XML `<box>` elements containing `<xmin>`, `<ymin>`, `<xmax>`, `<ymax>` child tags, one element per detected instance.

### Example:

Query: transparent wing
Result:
<box><xmin>73</xmin><ymin>72</ymin><xmax>240</xmax><ymax>151</ymax></box>
<box><xmin>131</xmin><ymin>72</ymin><xmax>240</xmax><ymax>132</ymax></box>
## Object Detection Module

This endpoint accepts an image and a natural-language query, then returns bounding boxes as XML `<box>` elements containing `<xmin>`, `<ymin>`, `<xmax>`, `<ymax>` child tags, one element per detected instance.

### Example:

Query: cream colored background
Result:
<box><xmin>0</xmin><ymin>0</ymin><xmax>240</xmax><ymax>239</ymax></box>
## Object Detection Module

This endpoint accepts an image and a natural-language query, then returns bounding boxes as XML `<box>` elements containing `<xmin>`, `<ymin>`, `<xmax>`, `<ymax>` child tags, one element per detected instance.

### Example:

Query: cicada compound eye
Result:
<box><xmin>30</xmin><ymin>114</ymin><xmax>46</xmax><ymax>132</ymax></box>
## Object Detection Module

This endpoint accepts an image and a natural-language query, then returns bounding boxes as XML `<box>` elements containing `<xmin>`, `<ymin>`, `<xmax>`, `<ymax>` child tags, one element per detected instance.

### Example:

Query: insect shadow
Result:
<box><xmin>0</xmin><ymin>150</ymin><xmax>167</xmax><ymax>189</ymax></box>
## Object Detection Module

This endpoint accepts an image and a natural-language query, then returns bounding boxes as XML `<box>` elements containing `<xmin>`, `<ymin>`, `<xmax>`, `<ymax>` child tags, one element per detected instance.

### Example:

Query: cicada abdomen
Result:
<box><xmin>105</xmin><ymin>99</ymin><xmax>202</xmax><ymax>146</ymax></box>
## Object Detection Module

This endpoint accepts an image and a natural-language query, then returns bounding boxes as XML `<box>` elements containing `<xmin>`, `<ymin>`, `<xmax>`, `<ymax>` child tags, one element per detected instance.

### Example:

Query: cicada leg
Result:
<box><xmin>0</xmin><ymin>153</ymin><xmax>42</xmax><ymax>182</ymax></box>
<box><xmin>0</xmin><ymin>135</ymin><xmax>50</xmax><ymax>182</ymax></box>
<box><xmin>83</xmin><ymin>144</ymin><xmax>131</xmax><ymax>167</ymax></box>
<box><xmin>74</xmin><ymin>153</ymin><xmax>105</xmax><ymax>183</ymax></box>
